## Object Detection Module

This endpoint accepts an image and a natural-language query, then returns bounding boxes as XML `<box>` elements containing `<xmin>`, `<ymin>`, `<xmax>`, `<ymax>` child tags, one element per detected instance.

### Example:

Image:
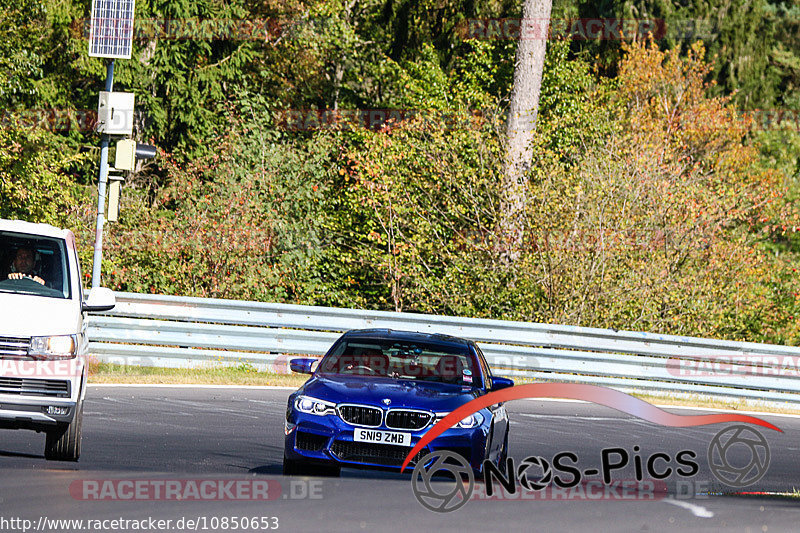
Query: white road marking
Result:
<box><xmin>663</xmin><ymin>498</ymin><xmax>714</xmax><ymax>518</ymax></box>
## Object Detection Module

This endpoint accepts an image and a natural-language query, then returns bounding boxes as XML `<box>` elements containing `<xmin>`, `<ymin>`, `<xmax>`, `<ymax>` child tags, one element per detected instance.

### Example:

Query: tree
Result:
<box><xmin>0</xmin><ymin>118</ymin><xmax>88</xmax><ymax>227</ymax></box>
<box><xmin>497</xmin><ymin>0</ymin><xmax>552</xmax><ymax>264</ymax></box>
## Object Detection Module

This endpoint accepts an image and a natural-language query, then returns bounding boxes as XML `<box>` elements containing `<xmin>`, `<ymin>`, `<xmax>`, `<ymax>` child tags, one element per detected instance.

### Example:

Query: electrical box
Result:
<box><xmin>107</xmin><ymin>173</ymin><xmax>125</xmax><ymax>222</ymax></box>
<box><xmin>115</xmin><ymin>139</ymin><xmax>136</xmax><ymax>170</ymax></box>
<box><xmin>97</xmin><ymin>91</ymin><xmax>135</xmax><ymax>135</ymax></box>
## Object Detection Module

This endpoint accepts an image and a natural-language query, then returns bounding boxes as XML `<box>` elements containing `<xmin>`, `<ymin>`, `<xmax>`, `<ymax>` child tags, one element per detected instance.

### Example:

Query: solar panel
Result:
<box><xmin>88</xmin><ymin>0</ymin><xmax>136</xmax><ymax>59</ymax></box>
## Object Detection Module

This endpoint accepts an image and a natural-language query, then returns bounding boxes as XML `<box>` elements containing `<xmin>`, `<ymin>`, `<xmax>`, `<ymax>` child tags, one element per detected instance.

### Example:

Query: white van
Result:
<box><xmin>0</xmin><ymin>219</ymin><xmax>115</xmax><ymax>461</ymax></box>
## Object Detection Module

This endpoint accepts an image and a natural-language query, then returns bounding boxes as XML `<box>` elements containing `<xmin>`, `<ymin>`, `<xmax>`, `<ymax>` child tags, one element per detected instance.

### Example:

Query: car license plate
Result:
<box><xmin>353</xmin><ymin>428</ymin><xmax>411</xmax><ymax>446</ymax></box>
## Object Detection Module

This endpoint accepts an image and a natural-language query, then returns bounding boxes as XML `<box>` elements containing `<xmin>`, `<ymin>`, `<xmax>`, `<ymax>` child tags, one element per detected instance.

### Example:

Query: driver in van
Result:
<box><xmin>7</xmin><ymin>247</ymin><xmax>45</xmax><ymax>285</ymax></box>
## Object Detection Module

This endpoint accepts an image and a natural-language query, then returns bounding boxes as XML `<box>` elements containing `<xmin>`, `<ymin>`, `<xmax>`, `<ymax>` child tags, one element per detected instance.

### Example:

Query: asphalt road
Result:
<box><xmin>0</xmin><ymin>385</ymin><xmax>799</xmax><ymax>532</ymax></box>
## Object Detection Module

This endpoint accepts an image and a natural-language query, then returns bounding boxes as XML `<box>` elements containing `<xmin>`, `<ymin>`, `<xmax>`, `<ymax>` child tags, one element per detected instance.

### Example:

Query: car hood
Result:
<box><xmin>301</xmin><ymin>374</ymin><xmax>481</xmax><ymax>412</ymax></box>
<box><xmin>0</xmin><ymin>293</ymin><xmax>80</xmax><ymax>337</ymax></box>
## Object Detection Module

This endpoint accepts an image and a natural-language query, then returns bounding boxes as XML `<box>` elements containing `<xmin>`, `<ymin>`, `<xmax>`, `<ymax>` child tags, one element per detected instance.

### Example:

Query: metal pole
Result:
<box><xmin>91</xmin><ymin>60</ymin><xmax>115</xmax><ymax>289</ymax></box>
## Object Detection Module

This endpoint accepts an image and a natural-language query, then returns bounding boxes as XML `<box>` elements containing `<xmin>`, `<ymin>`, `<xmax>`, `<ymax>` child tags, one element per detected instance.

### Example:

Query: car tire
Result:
<box><xmin>282</xmin><ymin>455</ymin><xmax>304</xmax><ymax>476</ymax></box>
<box><xmin>497</xmin><ymin>430</ymin><xmax>509</xmax><ymax>474</ymax></box>
<box><xmin>44</xmin><ymin>405</ymin><xmax>82</xmax><ymax>462</ymax></box>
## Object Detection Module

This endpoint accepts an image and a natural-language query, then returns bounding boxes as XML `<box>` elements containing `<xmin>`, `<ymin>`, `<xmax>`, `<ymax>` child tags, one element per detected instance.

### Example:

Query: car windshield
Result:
<box><xmin>0</xmin><ymin>232</ymin><xmax>71</xmax><ymax>299</ymax></box>
<box><xmin>318</xmin><ymin>337</ymin><xmax>479</xmax><ymax>386</ymax></box>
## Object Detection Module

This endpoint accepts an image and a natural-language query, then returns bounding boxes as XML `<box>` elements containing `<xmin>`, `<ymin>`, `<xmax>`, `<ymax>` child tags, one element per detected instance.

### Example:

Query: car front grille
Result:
<box><xmin>331</xmin><ymin>441</ymin><xmax>427</xmax><ymax>467</ymax></box>
<box><xmin>338</xmin><ymin>405</ymin><xmax>382</xmax><ymax>427</ymax></box>
<box><xmin>385</xmin><ymin>410</ymin><xmax>432</xmax><ymax>430</ymax></box>
<box><xmin>295</xmin><ymin>431</ymin><xmax>329</xmax><ymax>452</ymax></box>
<box><xmin>0</xmin><ymin>336</ymin><xmax>30</xmax><ymax>360</ymax></box>
<box><xmin>0</xmin><ymin>378</ymin><xmax>70</xmax><ymax>397</ymax></box>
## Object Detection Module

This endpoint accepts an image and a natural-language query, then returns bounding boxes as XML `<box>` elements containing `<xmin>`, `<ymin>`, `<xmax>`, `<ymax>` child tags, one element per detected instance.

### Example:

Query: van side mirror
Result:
<box><xmin>83</xmin><ymin>287</ymin><xmax>116</xmax><ymax>312</ymax></box>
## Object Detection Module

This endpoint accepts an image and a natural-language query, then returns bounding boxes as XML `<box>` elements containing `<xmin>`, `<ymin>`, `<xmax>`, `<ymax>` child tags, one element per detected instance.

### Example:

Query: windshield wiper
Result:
<box><xmin>0</xmin><ymin>289</ymin><xmax>40</xmax><ymax>296</ymax></box>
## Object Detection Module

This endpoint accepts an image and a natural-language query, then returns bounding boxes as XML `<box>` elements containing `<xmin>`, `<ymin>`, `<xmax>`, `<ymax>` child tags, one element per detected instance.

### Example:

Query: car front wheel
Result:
<box><xmin>497</xmin><ymin>429</ymin><xmax>509</xmax><ymax>474</ymax></box>
<box><xmin>44</xmin><ymin>405</ymin><xmax>82</xmax><ymax>462</ymax></box>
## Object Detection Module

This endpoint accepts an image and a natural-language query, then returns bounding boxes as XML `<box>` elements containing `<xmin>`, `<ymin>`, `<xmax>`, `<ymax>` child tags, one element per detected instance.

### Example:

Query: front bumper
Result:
<box><xmin>0</xmin><ymin>401</ymin><xmax>76</xmax><ymax>429</ymax></box>
<box><xmin>284</xmin><ymin>410</ymin><xmax>489</xmax><ymax>472</ymax></box>
<box><xmin>0</xmin><ymin>359</ymin><xmax>84</xmax><ymax>430</ymax></box>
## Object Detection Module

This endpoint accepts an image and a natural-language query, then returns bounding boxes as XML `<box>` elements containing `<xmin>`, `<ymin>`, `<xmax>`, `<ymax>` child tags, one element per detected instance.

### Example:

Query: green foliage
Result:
<box><xmin>97</xmin><ymin>95</ymin><xmax>333</xmax><ymax>302</ymax></box>
<box><xmin>564</xmin><ymin>0</ymin><xmax>800</xmax><ymax>111</ymax></box>
<box><xmin>0</xmin><ymin>118</ymin><xmax>90</xmax><ymax>227</ymax></box>
<box><xmin>0</xmin><ymin>0</ymin><xmax>46</xmax><ymax>106</ymax></box>
<box><xmin>2</xmin><ymin>0</ymin><xmax>800</xmax><ymax>346</ymax></box>
<box><xmin>518</xmin><ymin>41</ymin><xmax>800</xmax><ymax>341</ymax></box>
<box><xmin>321</xmin><ymin>112</ymin><xmax>506</xmax><ymax>313</ymax></box>
<box><xmin>534</xmin><ymin>40</ymin><xmax>619</xmax><ymax>165</ymax></box>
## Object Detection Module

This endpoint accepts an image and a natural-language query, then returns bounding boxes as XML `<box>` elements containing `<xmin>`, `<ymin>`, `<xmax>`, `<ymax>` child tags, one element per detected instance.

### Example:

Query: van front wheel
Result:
<box><xmin>44</xmin><ymin>405</ymin><xmax>82</xmax><ymax>462</ymax></box>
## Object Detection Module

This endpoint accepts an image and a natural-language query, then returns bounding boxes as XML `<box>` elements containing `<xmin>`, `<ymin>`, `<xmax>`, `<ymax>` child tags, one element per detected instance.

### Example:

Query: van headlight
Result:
<box><xmin>29</xmin><ymin>335</ymin><xmax>78</xmax><ymax>359</ymax></box>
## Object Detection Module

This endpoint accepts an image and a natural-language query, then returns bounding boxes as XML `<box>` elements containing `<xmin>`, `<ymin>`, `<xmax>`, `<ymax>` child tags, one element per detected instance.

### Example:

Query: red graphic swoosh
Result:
<box><xmin>401</xmin><ymin>383</ymin><xmax>782</xmax><ymax>472</ymax></box>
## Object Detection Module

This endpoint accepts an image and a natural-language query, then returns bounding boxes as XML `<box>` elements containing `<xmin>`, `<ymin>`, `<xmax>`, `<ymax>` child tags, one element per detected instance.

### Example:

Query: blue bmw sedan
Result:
<box><xmin>283</xmin><ymin>329</ymin><xmax>513</xmax><ymax>476</ymax></box>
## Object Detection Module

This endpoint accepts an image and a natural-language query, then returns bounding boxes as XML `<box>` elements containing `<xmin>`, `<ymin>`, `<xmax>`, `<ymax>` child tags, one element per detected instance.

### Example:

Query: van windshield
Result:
<box><xmin>0</xmin><ymin>232</ymin><xmax>71</xmax><ymax>299</ymax></box>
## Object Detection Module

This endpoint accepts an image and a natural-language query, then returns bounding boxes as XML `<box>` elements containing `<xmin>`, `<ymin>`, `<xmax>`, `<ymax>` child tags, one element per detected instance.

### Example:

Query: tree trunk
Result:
<box><xmin>497</xmin><ymin>0</ymin><xmax>552</xmax><ymax>264</ymax></box>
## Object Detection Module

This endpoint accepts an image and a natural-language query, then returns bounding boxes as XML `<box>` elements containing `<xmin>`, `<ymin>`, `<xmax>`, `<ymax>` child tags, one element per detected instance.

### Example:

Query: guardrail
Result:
<box><xmin>88</xmin><ymin>292</ymin><xmax>800</xmax><ymax>406</ymax></box>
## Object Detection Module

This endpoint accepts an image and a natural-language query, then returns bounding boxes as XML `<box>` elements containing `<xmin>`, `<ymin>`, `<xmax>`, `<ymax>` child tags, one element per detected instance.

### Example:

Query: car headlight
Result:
<box><xmin>435</xmin><ymin>411</ymin><xmax>484</xmax><ymax>429</ymax></box>
<box><xmin>456</xmin><ymin>413</ymin><xmax>484</xmax><ymax>428</ymax></box>
<box><xmin>29</xmin><ymin>335</ymin><xmax>78</xmax><ymax>359</ymax></box>
<box><xmin>294</xmin><ymin>395</ymin><xmax>336</xmax><ymax>416</ymax></box>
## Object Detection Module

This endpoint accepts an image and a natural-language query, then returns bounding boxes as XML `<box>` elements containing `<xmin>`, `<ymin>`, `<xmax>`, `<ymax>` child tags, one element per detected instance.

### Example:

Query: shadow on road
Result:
<box><xmin>0</xmin><ymin>449</ymin><xmax>42</xmax><ymax>460</ymax></box>
<box><xmin>248</xmin><ymin>464</ymin><xmax>283</xmax><ymax>475</ymax></box>
<box><xmin>249</xmin><ymin>463</ymin><xmax>416</xmax><ymax>482</ymax></box>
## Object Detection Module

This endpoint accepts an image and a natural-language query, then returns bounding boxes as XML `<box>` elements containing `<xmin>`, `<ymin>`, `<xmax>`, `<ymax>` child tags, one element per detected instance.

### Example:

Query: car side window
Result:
<box><xmin>473</xmin><ymin>344</ymin><xmax>492</xmax><ymax>387</ymax></box>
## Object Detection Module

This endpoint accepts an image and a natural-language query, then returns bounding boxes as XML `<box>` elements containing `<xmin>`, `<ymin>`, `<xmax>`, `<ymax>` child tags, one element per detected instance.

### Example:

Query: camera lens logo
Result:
<box><xmin>411</xmin><ymin>451</ymin><xmax>474</xmax><ymax>513</ymax></box>
<box><xmin>708</xmin><ymin>425</ymin><xmax>770</xmax><ymax>487</ymax></box>
<box><xmin>517</xmin><ymin>456</ymin><xmax>553</xmax><ymax>491</ymax></box>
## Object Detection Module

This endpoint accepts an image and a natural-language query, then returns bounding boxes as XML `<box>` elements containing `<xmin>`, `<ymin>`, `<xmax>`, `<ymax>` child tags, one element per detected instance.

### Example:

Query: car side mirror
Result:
<box><xmin>290</xmin><ymin>358</ymin><xmax>318</xmax><ymax>374</ymax></box>
<box><xmin>82</xmin><ymin>287</ymin><xmax>116</xmax><ymax>312</ymax></box>
<box><xmin>490</xmin><ymin>377</ymin><xmax>514</xmax><ymax>391</ymax></box>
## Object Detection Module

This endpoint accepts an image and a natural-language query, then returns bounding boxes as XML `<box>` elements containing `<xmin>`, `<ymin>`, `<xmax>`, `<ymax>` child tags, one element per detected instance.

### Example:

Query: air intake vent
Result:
<box><xmin>338</xmin><ymin>405</ymin><xmax>382</xmax><ymax>427</ymax></box>
<box><xmin>386</xmin><ymin>410</ymin><xmax>432</xmax><ymax>430</ymax></box>
<box><xmin>0</xmin><ymin>337</ymin><xmax>30</xmax><ymax>360</ymax></box>
<box><xmin>0</xmin><ymin>378</ymin><xmax>70</xmax><ymax>397</ymax></box>
<box><xmin>331</xmin><ymin>441</ymin><xmax>427</xmax><ymax>467</ymax></box>
<box><xmin>295</xmin><ymin>432</ymin><xmax>329</xmax><ymax>452</ymax></box>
